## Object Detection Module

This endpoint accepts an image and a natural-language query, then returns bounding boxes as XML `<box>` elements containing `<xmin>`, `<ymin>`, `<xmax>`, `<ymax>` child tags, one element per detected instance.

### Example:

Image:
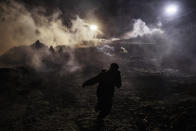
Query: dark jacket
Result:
<box><xmin>83</xmin><ymin>69</ymin><xmax>121</xmax><ymax>97</ymax></box>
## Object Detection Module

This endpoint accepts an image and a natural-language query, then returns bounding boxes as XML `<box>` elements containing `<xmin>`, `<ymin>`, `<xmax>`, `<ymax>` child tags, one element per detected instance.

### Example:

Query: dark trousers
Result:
<box><xmin>96</xmin><ymin>96</ymin><xmax>113</xmax><ymax>120</ymax></box>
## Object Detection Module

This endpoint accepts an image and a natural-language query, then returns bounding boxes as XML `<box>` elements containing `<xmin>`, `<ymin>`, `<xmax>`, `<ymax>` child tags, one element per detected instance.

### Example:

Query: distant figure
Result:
<box><xmin>82</xmin><ymin>63</ymin><xmax>122</xmax><ymax>121</ymax></box>
<box><xmin>49</xmin><ymin>46</ymin><xmax>55</xmax><ymax>54</ymax></box>
<box><xmin>31</xmin><ymin>40</ymin><xmax>46</xmax><ymax>49</ymax></box>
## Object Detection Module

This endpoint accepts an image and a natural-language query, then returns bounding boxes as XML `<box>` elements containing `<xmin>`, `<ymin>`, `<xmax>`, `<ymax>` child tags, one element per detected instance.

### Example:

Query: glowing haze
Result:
<box><xmin>90</xmin><ymin>25</ymin><xmax>98</xmax><ymax>31</ymax></box>
<box><xmin>122</xmin><ymin>19</ymin><xmax>164</xmax><ymax>39</ymax></box>
<box><xmin>0</xmin><ymin>1</ymin><xmax>164</xmax><ymax>55</ymax></box>
<box><xmin>0</xmin><ymin>1</ymin><xmax>102</xmax><ymax>54</ymax></box>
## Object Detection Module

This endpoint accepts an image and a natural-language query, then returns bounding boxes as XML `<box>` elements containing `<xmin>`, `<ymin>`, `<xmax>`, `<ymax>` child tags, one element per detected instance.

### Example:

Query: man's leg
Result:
<box><xmin>97</xmin><ymin>97</ymin><xmax>112</xmax><ymax>120</ymax></box>
<box><xmin>95</xmin><ymin>97</ymin><xmax>103</xmax><ymax>112</ymax></box>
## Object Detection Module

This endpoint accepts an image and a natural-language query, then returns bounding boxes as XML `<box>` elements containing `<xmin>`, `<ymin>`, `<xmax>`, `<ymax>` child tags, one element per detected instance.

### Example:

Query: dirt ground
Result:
<box><xmin>1</xmin><ymin>67</ymin><xmax>196</xmax><ymax>131</ymax></box>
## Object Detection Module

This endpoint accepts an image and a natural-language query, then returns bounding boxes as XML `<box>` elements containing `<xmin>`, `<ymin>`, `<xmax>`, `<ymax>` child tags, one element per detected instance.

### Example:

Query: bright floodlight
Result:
<box><xmin>90</xmin><ymin>24</ymin><xmax>98</xmax><ymax>31</ymax></box>
<box><xmin>165</xmin><ymin>4</ymin><xmax>178</xmax><ymax>16</ymax></box>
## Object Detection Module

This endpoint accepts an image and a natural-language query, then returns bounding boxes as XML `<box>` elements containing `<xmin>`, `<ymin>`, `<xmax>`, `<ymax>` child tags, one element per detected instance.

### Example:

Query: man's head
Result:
<box><xmin>109</xmin><ymin>63</ymin><xmax>119</xmax><ymax>71</ymax></box>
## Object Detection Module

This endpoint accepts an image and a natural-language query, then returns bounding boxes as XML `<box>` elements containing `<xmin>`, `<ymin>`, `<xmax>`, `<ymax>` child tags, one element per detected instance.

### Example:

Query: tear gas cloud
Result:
<box><xmin>97</xmin><ymin>45</ymin><xmax>115</xmax><ymax>56</ymax></box>
<box><xmin>120</xmin><ymin>47</ymin><xmax>128</xmax><ymax>53</ymax></box>
<box><xmin>0</xmin><ymin>1</ymin><xmax>102</xmax><ymax>55</ymax></box>
<box><xmin>0</xmin><ymin>0</ymin><xmax>166</xmax><ymax>56</ymax></box>
<box><xmin>122</xmin><ymin>19</ymin><xmax>164</xmax><ymax>39</ymax></box>
<box><xmin>1</xmin><ymin>0</ymin><xmax>180</xmax><ymax>73</ymax></box>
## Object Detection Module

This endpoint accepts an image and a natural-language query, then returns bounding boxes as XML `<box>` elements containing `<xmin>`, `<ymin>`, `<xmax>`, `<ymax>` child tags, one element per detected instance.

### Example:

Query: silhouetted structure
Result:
<box><xmin>82</xmin><ymin>63</ymin><xmax>121</xmax><ymax>121</ymax></box>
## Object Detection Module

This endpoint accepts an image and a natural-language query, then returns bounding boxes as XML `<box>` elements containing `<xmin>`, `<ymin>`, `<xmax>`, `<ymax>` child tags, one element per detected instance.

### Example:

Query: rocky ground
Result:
<box><xmin>1</xmin><ymin>66</ymin><xmax>196</xmax><ymax>131</ymax></box>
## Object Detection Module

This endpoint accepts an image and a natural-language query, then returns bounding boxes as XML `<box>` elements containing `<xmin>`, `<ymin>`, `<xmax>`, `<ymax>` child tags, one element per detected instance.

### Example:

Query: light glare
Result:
<box><xmin>165</xmin><ymin>4</ymin><xmax>178</xmax><ymax>16</ymax></box>
<box><xmin>90</xmin><ymin>24</ymin><xmax>98</xmax><ymax>31</ymax></box>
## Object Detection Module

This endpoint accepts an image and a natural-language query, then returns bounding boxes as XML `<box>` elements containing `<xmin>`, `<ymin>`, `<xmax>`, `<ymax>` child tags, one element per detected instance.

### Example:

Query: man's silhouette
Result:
<box><xmin>82</xmin><ymin>63</ymin><xmax>121</xmax><ymax>121</ymax></box>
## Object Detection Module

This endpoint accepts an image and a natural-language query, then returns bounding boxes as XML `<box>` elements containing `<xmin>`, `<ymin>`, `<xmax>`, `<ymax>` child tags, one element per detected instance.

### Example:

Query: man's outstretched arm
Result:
<box><xmin>82</xmin><ymin>74</ymin><xmax>101</xmax><ymax>88</ymax></box>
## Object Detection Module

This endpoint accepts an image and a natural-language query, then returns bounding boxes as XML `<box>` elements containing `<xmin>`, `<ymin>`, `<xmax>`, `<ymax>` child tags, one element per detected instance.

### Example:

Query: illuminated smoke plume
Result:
<box><xmin>122</xmin><ymin>19</ymin><xmax>164</xmax><ymax>39</ymax></box>
<box><xmin>0</xmin><ymin>0</ymin><xmax>165</xmax><ymax>59</ymax></box>
<box><xmin>100</xmin><ymin>19</ymin><xmax>164</xmax><ymax>45</ymax></box>
<box><xmin>0</xmin><ymin>1</ymin><xmax>165</xmax><ymax>54</ymax></box>
<box><xmin>97</xmin><ymin>45</ymin><xmax>114</xmax><ymax>56</ymax></box>
<box><xmin>120</xmin><ymin>47</ymin><xmax>128</xmax><ymax>53</ymax></box>
<box><xmin>0</xmin><ymin>1</ymin><xmax>101</xmax><ymax>55</ymax></box>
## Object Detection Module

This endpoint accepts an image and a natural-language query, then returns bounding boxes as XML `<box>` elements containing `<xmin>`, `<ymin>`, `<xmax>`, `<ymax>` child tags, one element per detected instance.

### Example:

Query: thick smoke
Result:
<box><xmin>120</xmin><ymin>47</ymin><xmax>128</xmax><ymax>53</ymax></box>
<box><xmin>0</xmin><ymin>1</ymin><xmax>102</xmax><ymax>55</ymax></box>
<box><xmin>101</xmin><ymin>19</ymin><xmax>164</xmax><ymax>45</ymax></box>
<box><xmin>122</xmin><ymin>19</ymin><xmax>164</xmax><ymax>39</ymax></box>
<box><xmin>0</xmin><ymin>1</ymin><xmax>174</xmax><ymax>73</ymax></box>
<box><xmin>97</xmin><ymin>45</ymin><xmax>114</xmax><ymax>56</ymax></box>
<box><xmin>0</xmin><ymin>1</ymin><xmax>166</xmax><ymax>54</ymax></box>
